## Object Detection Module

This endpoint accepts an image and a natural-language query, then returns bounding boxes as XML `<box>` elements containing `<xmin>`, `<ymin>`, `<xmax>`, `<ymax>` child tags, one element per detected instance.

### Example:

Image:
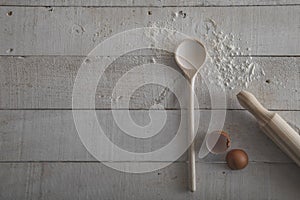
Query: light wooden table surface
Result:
<box><xmin>0</xmin><ymin>1</ymin><xmax>299</xmax><ymax>199</ymax></box>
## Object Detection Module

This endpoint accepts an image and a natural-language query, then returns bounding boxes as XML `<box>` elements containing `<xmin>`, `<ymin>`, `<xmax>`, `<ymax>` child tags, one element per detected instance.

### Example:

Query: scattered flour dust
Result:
<box><xmin>144</xmin><ymin>16</ymin><xmax>265</xmax><ymax>90</ymax></box>
<box><xmin>144</xmin><ymin>23</ymin><xmax>178</xmax><ymax>50</ymax></box>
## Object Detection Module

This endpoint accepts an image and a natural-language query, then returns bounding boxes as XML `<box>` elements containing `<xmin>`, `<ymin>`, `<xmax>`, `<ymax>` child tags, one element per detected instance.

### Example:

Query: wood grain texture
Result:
<box><xmin>1</xmin><ymin>0</ymin><xmax>299</xmax><ymax>6</ymax></box>
<box><xmin>0</xmin><ymin>110</ymin><xmax>299</xmax><ymax>162</ymax></box>
<box><xmin>0</xmin><ymin>2</ymin><xmax>299</xmax><ymax>199</ymax></box>
<box><xmin>0</xmin><ymin>56</ymin><xmax>298</xmax><ymax>109</ymax></box>
<box><xmin>0</xmin><ymin>6</ymin><xmax>299</xmax><ymax>56</ymax></box>
<box><xmin>0</xmin><ymin>162</ymin><xmax>299</xmax><ymax>200</ymax></box>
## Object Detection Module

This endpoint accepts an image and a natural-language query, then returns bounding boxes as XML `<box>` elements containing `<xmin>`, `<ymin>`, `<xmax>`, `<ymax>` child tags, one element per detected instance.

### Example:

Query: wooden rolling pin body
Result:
<box><xmin>237</xmin><ymin>90</ymin><xmax>300</xmax><ymax>167</ymax></box>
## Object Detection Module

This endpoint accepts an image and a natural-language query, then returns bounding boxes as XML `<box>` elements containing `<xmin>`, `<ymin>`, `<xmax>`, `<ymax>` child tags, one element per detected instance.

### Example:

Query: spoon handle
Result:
<box><xmin>188</xmin><ymin>77</ymin><xmax>196</xmax><ymax>192</ymax></box>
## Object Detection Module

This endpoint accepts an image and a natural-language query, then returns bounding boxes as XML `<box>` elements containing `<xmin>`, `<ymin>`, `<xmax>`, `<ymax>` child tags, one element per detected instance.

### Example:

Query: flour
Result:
<box><xmin>151</xmin><ymin>57</ymin><xmax>157</xmax><ymax>64</ymax></box>
<box><xmin>144</xmin><ymin>18</ymin><xmax>265</xmax><ymax>90</ymax></box>
<box><xmin>144</xmin><ymin>22</ymin><xmax>178</xmax><ymax>50</ymax></box>
<box><xmin>198</xmin><ymin>19</ymin><xmax>265</xmax><ymax>89</ymax></box>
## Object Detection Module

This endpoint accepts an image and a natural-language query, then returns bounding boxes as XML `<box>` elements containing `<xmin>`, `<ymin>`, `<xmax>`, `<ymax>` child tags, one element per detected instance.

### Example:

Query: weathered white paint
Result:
<box><xmin>0</xmin><ymin>162</ymin><xmax>299</xmax><ymax>199</ymax></box>
<box><xmin>0</xmin><ymin>0</ymin><xmax>298</xmax><ymax>6</ymax></box>
<box><xmin>0</xmin><ymin>56</ymin><xmax>298</xmax><ymax>109</ymax></box>
<box><xmin>0</xmin><ymin>2</ymin><xmax>299</xmax><ymax>199</ymax></box>
<box><xmin>0</xmin><ymin>6</ymin><xmax>299</xmax><ymax>55</ymax></box>
<box><xmin>0</xmin><ymin>110</ymin><xmax>298</xmax><ymax>162</ymax></box>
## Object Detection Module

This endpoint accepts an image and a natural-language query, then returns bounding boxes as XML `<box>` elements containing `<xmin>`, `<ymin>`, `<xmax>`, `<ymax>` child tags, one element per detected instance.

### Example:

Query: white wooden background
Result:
<box><xmin>0</xmin><ymin>1</ymin><xmax>299</xmax><ymax>199</ymax></box>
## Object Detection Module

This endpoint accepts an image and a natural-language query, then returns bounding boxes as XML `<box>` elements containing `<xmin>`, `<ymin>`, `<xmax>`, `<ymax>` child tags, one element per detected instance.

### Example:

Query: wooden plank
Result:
<box><xmin>0</xmin><ymin>110</ymin><xmax>299</xmax><ymax>162</ymax></box>
<box><xmin>0</xmin><ymin>6</ymin><xmax>299</xmax><ymax>56</ymax></box>
<box><xmin>0</xmin><ymin>162</ymin><xmax>299</xmax><ymax>200</ymax></box>
<box><xmin>0</xmin><ymin>0</ymin><xmax>299</xmax><ymax>7</ymax></box>
<box><xmin>0</xmin><ymin>56</ymin><xmax>299</xmax><ymax>110</ymax></box>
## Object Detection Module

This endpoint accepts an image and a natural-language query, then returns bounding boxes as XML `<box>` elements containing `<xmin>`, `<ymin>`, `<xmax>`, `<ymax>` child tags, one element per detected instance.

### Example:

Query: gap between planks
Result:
<box><xmin>2</xmin><ymin>55</ymin><xmax>300</xmax><ymax>57</ymax></box>
<box><xmin>0</xmin><ymin>160</ymin><xmax>295</xmax><ymax>164</ymax></box>
<box><xmin>0</xmin><ymin>108</ymin><xmax>299</xmax><ymax>111</ymax></box>
<box><xmin>1</xmin><ymin>4</ymin><xmax>300</xmax><ymax>8</ymax></box>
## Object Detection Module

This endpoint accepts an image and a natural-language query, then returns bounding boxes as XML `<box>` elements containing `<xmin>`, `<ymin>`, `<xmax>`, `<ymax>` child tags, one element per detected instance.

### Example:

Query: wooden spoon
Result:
<box><xmin>175</xmin><ymin>39</ymin><xmax>206</xmax><ymax>192</ymax></box>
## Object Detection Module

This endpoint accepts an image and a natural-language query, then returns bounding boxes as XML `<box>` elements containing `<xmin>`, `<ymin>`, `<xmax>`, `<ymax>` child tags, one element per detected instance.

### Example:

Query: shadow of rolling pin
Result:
<box><xmin>237</xmin><ymin>90</ymin><xmax>300</xmax><ymax>167</ymax></box>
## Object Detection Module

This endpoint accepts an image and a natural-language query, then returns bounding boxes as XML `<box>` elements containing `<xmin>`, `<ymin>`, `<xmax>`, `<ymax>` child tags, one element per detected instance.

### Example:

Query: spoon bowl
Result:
<box><xmin>175</xmin><ymin>39</ymin><xmax>206</xmax><ymax>79</ymax></box>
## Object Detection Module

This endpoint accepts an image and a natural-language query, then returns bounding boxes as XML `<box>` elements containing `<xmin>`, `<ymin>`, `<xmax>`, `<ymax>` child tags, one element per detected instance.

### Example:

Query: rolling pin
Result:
<box><xmin>237</xmin><ymin>90</ymin><xmax>300</xmax><ymax>167</ymax></box>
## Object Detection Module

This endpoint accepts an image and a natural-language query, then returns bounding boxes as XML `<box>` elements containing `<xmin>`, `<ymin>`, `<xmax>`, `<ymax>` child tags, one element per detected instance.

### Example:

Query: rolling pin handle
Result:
<box><xmin>237</xmin><ymin>90</ymin><xmax>274</xmax><ymax>125</ymax></box>
<box><xmin>237</xmin><ymin>90</ymin><xmax>300</xmax><ymax>167</ymax></box>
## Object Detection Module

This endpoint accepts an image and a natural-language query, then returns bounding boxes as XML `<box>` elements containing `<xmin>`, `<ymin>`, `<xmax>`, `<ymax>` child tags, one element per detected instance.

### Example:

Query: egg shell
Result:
<box><xmin>206</xmin><ymin>130</ymin><xmax>231</xmax><ymax>154</ymax></box>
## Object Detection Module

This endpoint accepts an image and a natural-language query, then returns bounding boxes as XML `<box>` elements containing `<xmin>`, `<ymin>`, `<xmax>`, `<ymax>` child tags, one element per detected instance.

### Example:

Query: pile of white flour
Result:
<box><xmin>145</xmin><ymin>17</ymin><xmax>265</xmax><ymax>90</ymax></box>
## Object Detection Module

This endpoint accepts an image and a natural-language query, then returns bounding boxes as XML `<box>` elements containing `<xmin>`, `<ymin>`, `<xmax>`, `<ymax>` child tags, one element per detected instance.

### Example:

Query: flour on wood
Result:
<box><xmin>145</xmin><ymin>18</ymin><xmax>265</xmax><ymax>90</ymax></box>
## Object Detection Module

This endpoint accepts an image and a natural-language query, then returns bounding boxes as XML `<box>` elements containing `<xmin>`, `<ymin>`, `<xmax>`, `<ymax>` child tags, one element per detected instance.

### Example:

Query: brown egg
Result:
<box><xmin>226</xmin><ymin>149</ymin><xmax>248</xmax><ymax>170</ymax></box>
